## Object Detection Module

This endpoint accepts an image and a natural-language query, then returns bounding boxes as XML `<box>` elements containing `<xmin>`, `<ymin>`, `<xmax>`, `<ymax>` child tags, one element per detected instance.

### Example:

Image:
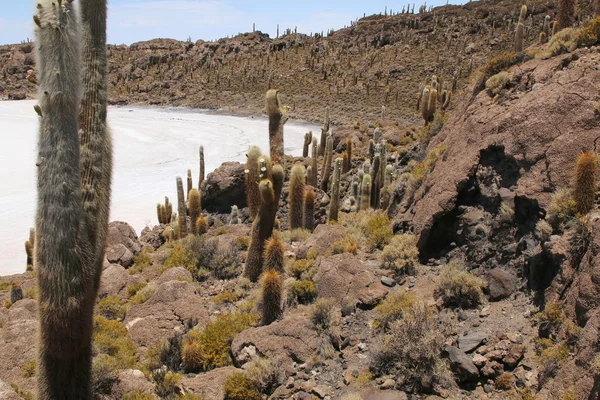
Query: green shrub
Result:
<box><xmin>214</xmin><ymin>291</ymin><xmax>238</xmax><ymax>305</ymax></box>
<box><xmin>547</xmin><ymin>189</ymin><xmax>578</xmax><ymax>228</ymax></box>
<box><xmin>338</xmin><ymin>211</ymin><xmax>393</xmax><ymax>251</ymax></box>
<box><xmin>96</xmin><ymin>295</ymin><xmax>127</xmax><ymax>320</ymax></box>
<box><xmin>127</xmin><ymin>280</ymin><xmax>148</xmax><ymax>298</ymax></box>
<box><xmin>164</xmin><ymin>245</ymin><xmax>198</xmax><ymax>273</ymax></box>
<box><xmin>541</xmin><ymin>19</ymin><xmax>600</xmax><ymax>58</ymax></box>
<box><xmin>380</xmin><ymin>234</ymin><xmax>419</xmax><ymax>274</ymax></box>
<box><xmin>130</xmin><ymin>287</ymin><xmax>154</xmax><ymax>305</ymax></box>
<box><xmin>152</xmin><ymin>369</ymin><xmax>182</xmax><ymax>398</ymax></box>
<box><xmin>485</xmin><ymin>71</ymin><xmax>510</xmax><ymax>96</ymax></box>
<box><xmin>129</xmin><ymin>251</ymin><xmax>151</xmax><ymax>274</ymax></box>
<box><xmin>223</xmin><ymin>373</ymin><xmax>262</xmax><ymax>400</ymax></box>
<box><xmin>21</xmin><ymin>360</ymin><xmax>36</xmax><ymax>378</ymax></box>
<box><xmin>373</xmin><ymin>291</ymin><xmax>419</xmax><ymax>330</ymax></box>
<box><xmin>93</xmin><ymin>315</ymin><xmax>138</xmax><ymax>370</ymax></box>
<box><xmin>122</xmin><ymin>390</ymin><xmax>155</xmax><ymax>400</ymax></box>
<box><xmin>286</xmin><ymin>259</ymin><xmax>314</xmax><ymax>279</ymax></box>
<box><xmin>331</xmin><ymin>237</ymin><xmax>359</xmax><ymax>255</ymax></box>
<box><xmin>287</xmin><ymin>280</ymin><xmax>317</xmax><ymax>305</ymax></box>
<box><xmin>436</xmin><ymin>261</ymin><xmax>486</xmax><ymax>308</ymax></box>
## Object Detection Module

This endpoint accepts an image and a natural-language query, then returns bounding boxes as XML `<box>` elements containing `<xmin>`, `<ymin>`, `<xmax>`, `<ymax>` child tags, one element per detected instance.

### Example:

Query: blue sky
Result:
<box><xmin>2</xmin><ymin>0</ymin><xmax>462</xmax><ymax>45</ymax></box>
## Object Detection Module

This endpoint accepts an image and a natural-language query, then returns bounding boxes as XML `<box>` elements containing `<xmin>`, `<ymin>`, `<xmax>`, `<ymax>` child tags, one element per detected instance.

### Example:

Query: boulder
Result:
<box><xmin>314</xmin><ymin>253</ymin><xmax>388</xmax><ymax>308</ymax></box>
<box><xmin>98</xmin><ymin>264</ymin><xmax>140</xmax><ymax>299</ymax></box>
<box><xmin>201</xmin><ymin>162</ymin><xmax>247</xmax><ymax>213</ymax></box>
<box><xmin>444</xmin><ymin>345</ymin><xmax>480</xmax><ymax>382</ymax></box>
<box><xmin>112</xmin><ymin>369</ymin><xmax>155</xmax><ymax>398</ymax></box>
<box><xmin>486</xmin><ymin>269</ymin><xmax>518</xmax><ymax>301</ymax></box>
<box><xmin>140</xmin><ymin>225</ymin><xmax>166</xmax><ymax>250</ymax></box>
<box><xmin>296</xmin><ymin>224</ymin><xmax>346</xmax><ymax>259</ymax></box>
<box><xmin>106</xmin><ymin>221</ymin><xmax>142</xmax><ymax>268</ymax></box>
<box><xmin>124</xmin><ymin>280</ymin><xmax>209</xmax><ymax>348</ymax></box>
<box><xmin>0</xmin><ymin>300</ymin><xmax>37</xmax><ymax>388</ymax></box>
<box><xmin>457</xmin><ymin>332</ymin><xmax>488</xmax><ymax>353</ymax></box>
<box><xmin>181</xmin><ymin>366</ymin><xmax>242</xmax><ymax>400</ymax></box>
<box><xmin>231</xmin><ymin>315</ymin><xmax>319</xmax><ymax>366</ymax></box>
<box><xmin>360</xmin><ymin>388</ymin><xmax>409</xmax><ymax>400</ymax></box>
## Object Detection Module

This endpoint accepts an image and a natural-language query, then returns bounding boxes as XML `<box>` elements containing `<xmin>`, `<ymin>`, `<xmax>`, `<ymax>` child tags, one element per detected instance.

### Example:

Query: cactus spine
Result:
<box><xmin>260</xmin><ymin>269</ymin><xmax>282</xmax><ymax>325</ymax></box>
<box><xmin>230</xmin><ymin>205</ymin><xmax>239</xmax><ymax>225</ymax></box>
<box><xmin>244</xmin><ymin>165</ymin><xmax>284</xmax><ymax>282</ymax></box>
<box><xmin>320</xmin><ymin>135</ymin><xmax>333</xmax><ymax>191</ymax></box>
<box><xmin>360</xmin><ymin>174</ymin><xmax>372</xmax><ymax>211</ymax></box>
<box><xmin>310</xmin><ymin>138</ymin><xmax>319</xmax><ymax>187</ymax></box>
<box><xmin>304</xmin><ymin>188</ymin><xmax>316</xmax><ymax>231</ymax></box>
<box><xmin>198</xmin><ymin>145</ymin><xmax>205</xmax><ymax>188</ymax></box>
<box><xmin>25</xmin><ymin>228</ymin><xmax>35</xmax><ymax>271</ymax></box>
<box><xmin>266</xmin><ymin>89</ymin><xmax>286</xmax><ymax>165</ymax></box>
<box><xmin>188</xmin><ymin>189</ymin><xmax>201</xmax><ymax>235</ymax></box>
<box><xmin>289</xmin><ymin>164</ymin><xmax>306</xmax><ymax>229</ymax></box>
<box><xmin>245</xmin><ymin>146</ymin><xmax>262</xmax><ymax>219</ymax></box>
<box><xmin>574</xmin><ymin>153</ymin><xmax>598</xmax><ymax>215</ymax></box>
<box><xmin>176</xmin><ymin>177</ymin><xmax>188</xmax><ymax>238</ymax></box>
<box><xmin>34</xmin><ymin>0</ymin><xmax>113</xmax><ymax>397</ymax></box>
<box><xmin>264</xmin><ymin>234</ymin><xmax>285</xmax><ymax>272</ymax></box>
<box><xmin>329</xmin><ymin>158</ymin><xmax>342</xmax><ymax>222</ymax></box>
<box><xmin>303</xmin><ymin>131</ymin><xmax>312</xmax><ymax>158</ymax></box>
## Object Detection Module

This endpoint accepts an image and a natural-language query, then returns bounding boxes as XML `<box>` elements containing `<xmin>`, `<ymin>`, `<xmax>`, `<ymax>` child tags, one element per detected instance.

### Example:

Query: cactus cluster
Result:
<box><xmin>418</xmin><ymin>75</ymin><xmax>451</xmax><ymax>124</ymax></box>
<box><xmin>303</xmin><ymin>131</ymin><xmax>313</xmax><ymax>158</ymax></box>
<box><xmin>33</xmin><ymin>0</ymin><xmax>113</xmax><ymax>396</ymax></box>
<box><xmin>157</xmin><ymin>197</ymin><xmax>173</xmax><ymax>224</ymax></box>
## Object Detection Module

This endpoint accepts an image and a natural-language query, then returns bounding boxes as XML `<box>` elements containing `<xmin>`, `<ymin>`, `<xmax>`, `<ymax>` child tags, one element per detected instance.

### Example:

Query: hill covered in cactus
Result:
<box><xmin>1</xmin><ymin>0</ymin><xmax>600</xmax><ymax>399</ymax></box>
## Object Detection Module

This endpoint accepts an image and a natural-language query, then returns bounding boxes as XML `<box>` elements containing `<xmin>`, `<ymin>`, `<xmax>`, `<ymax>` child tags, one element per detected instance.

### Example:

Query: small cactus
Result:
<box><xmin>260</xmin><ymin>269</ymin><xmax>282</xmax><ymax>325</ymax></box>
<box><xmin>368</xmin><ymin>139</ymin><xmax>375</xmax><ymax>161</ymax></box>
<box><xmin>230</xmin><ymin>205</ymin><xmax>239</xmax><ymax>225</ymax></box>
<box><xmin>427</xmin><ymin>88</ymin><xmax>438</xmax><ymax>124</ymax></box>
<box><xmin>574</xmin><ymin>153</ymin><xmax>598</xmax><ymax>215</ymax></box>
<box><xmin>304</xmin><ymin>188</ymin><xmax>316</xmax><ymax>231</ymax></box>
<box><xmin>360</xmin><ymin>174</ymin><xmax>372</xmax><ymax>211</ymax></box>
<box><xmin>245</xmin><ymin>146</ymin><xmax>262</xmax><ymax>219</ymax></box>
<box><xmin>188</xmin><ymin>189</ymin><xmax>201</xmax><ymax>235</ymax></box>
<box><xmin>329</xmin><ymin>158</ymin><xmax>342</xmax><ymax>223</ymax></box>
<box><xmin>25</xmin><ymin>228</ymin><xmax>35</xmax><ymax>271</ymax></box>
<box><xmin>196</xmin><ymin>215</ymin><xmax>208</xmax><ymax>235</ymax></box>
<box><xmin>264</xmin><ymin>234</ymin><xmax>285</xmax><ymax>272</ymax></box>
<box><xmin>518</xmin><ymin>4</ymin><xmax>527</xmax><ymax>24</ymax></box>
<box><xmin>539</xmin><ymin>31</ymin><xmax>548</xmax><ymax>44</ymax></box>
<box><xmin>10</xmin><ymin>283</ymin><xmax>24</xmax><ymax>304</ymax></box>
<box><xmin>198</xmin><ymin>145</ymin><xmax>205</xmax><ymax>188</ymax></box>
<box><xmin>303</xmin><ymin>131</ymin><xmax>312</xmax><ymax>158</ymax></box>
<box><xmin>420</xmin><ymin>86</ymin><xmax>431</xmax><ymax>124</ymax></box>
<box><xmin>342</xmin><ymin>151</ymin><xmax>349</xmax><ymax>174</ymax></box>
<box><xmin>176</xmin><ymin>177</ymin><xmax>188</xmax><ymax>238</ymax></box>
<box><xmin>289</xmin><ymin>164</ymin><xmax>306</xmax><ymax>229</ymax></box>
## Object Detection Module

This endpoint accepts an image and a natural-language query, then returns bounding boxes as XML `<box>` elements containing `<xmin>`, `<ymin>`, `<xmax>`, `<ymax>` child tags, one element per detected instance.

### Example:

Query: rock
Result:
<box><xmin>0</xmin><ymin>300</ymin><xmax>37</xmax><ymax>387</ymax></box>
<box><xmin>381</xmin><ymin>276</ymin><xmax>396</xmax><ymax>287</ymax></box>
<box><xmin>112</xmin><ymin>369</ymin><xmax>155</xmax><ymax>398</ymax></box>
<box><xmin>472</xmin><ymin>353</ymin><xmax>488</xmax><ymax>367</ymax></box>
<box><xmin>503</xmin><ymin>344</ymin><xmax>526</xmax><ymax>369</ymax></box>
<box><xmin>296</xmin><ymin>224</ymin><xmax>346</xmax><ymax>259</ymax></box>
<box><xmin>458</xmin><ymin>332</ymin><xmax>488</xmax><ymax>353</ymax></box>
<box><xmin>98</xmin><ymin>264</ymin><xmax>140</xmax><ymax>298</ymax></box>
<box><xmin>155</xmin><ymin>267</ymin><xmax>193</xmax><ymax>285</ymax></box>
<box><xmin>201</xmin><ymin>161</ymin><xmax>246</xmax><ymax>213</ymax></box>
<box><xmin>180</xmin><ymin>366</ymin><xmax>242</xmax><ymax>400</ymax></box>
<box><xmin>487</xmin><ymin>269</ymin><xmax>518</xmax><ymax>300</ymax></box>
<box><xmin>312</xmin><ymin>385</ymin><xmax>332</xmax><ymax>398</ymax></box>
<box><xmin>444</xmin><ymin>345</ymin><xmax>480</xmax><ymax>382</ymax></box>
<box><xmin>106</xmin><ymin>221</ymin><xmax>141</xmax><ymax>268</ymax></box>
<box><xmin>480</xmin><ymin>307</ymin><xmax>491</xmax><ymax>317</ymax></box>
<box><xmin>360</xmin><ymin>388</ymin><xmax>408</xmax><ymax>400</ymax></box>
<box><xmin>314</xmin><ymin>253</ymin><xmax>388</xmax><ymax>308</ymax></box>
<box><xmin>231</xmin><ymin>315</ymin><xmax>319</xmax><ymax>366</ymax></box>
<box><xmin>0</xmin><ymin>379</ymin><xmax>19</xmax><ymax>400</ymax></box>
<box><xmin>381</xmin><ymin>378</ymin><xmax>396</xmax><ymax>389</ymax></box>
<box><xmin>124</xmin><ymin>280</ymin><xmax>209</xmax><ymax>347</ymax></box>
<box><xmin>140</xmin><ymin>225</ymin><xmax>166</xmax><ymax>249</ymax></box>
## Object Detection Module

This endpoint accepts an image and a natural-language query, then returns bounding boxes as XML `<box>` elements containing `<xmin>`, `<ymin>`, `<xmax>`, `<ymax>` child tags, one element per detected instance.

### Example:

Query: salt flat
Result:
<box><xmin>0</xmin><ymin>100</ymin><xmax>319</xmax><ymax>276</ymax></box>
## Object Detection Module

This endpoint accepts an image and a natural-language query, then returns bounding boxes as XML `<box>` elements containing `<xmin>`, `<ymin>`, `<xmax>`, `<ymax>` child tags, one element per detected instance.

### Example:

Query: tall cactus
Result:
<box><xmin>304</xmin><ymin>188</ymin><xmax>316</xmax><ymax>231</ymax></box>
<box><xmin>266</xmin><ymin>89</ymin><xmax>286</xmax><ymax>165</ymax></box>
<box><xmin>302</xmin><ymin>131</ymin><xmax>312</xmax><ymax>158</ymax></box>
<box><xmin>25</xmin><ymin>228</ymin><xmax>35</xmax><ymax>272</ymax></box>
<box><xmin>310</xmin><ymin>138</ymin><xmax>319</xmax><ymax>187</ymax></box>
<box><xmin>319</xmin><ymin>109</ymin><xmax>330</xmax><ymax>156</ymax></box>
<box><xmin>198</xmin><ymin>145</ymin><xmax>205</xmax><ymax>188</ymax></box>
<box><xmin>420</xmin><ymin>86</ymin><xmax>431</xmax><ymax>124</ymax></box>
<box><xmin>360</xmin><ymin>174</ymin><xmax>372</xmax><ymax>211</ymax></box>
<box><xmin>515</xmin><ymin>22</ymin><xmax>524</xmax><ymax>53</ymax></box>
<box><xmin>187</xmin><ymin>169</ymin><xmax>193</xmax><ymax>198</ymax></box>
<box><xmin>289</xmin><ymin>164</ymin><xmax>306</xmax><ymax>229</ymax></box>
<box><xmin>188</xmin><ymin>189</ymin><xmax>201</xmax><ymax>235</ymax></box>
<box><xmin>329</xmin><ymin>158</ymin><xmax>342</xmax><ymax>222</ymax></box>
<box><xmin>245</xmin><ymin>146</ymin><xmax>262</xmax><ymax>219</ymax></box>
<box><xmin>371</xmin><ymin>152</ymin><xmax>381</xmax><ymax>209</ymax></box>
<box><xmin>346</xmin><ymin>138</ymin><xmax>352</xmax><ymax>172</ymax></box>
<box><xmin>357</xmin><ymin>170</ymin><xmax>364</xmax><ymax>210</ymax></box>
<box><xmin>320</xmin><ymin>136</ymin><xmax>333</xmax><ymax>191</ymax></box>
<box><xmin>244</xmin><ymin>165</ymin><xmax>284</xmax><ymax>282</ymax></box>
<box><xmin>176</xmin><ymin>177</ymin><xmax>188</xmax><ymax>238</ymax></box>
<box><xmin>34</xmin><ymin>0</ymin><xmax>113</xmax><ymax>397</ymax></box>
<box><xmin>165</xmin><ymin>196</ymin><xmax>172</xmax><ymax>223</ymax></box>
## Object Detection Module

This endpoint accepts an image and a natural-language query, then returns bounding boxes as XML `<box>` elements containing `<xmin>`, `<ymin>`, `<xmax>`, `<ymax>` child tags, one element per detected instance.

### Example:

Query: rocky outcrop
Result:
<box><xmin>296</xmin><ymin>224</ymin><xmax>346</xmax><ymax>259</ymax></box>
<box><xmin>140</xmin><ymin>225</ymin><xmax>166</xmax><ymax>250</ymax></box>
<box><xmin>201</xmin><ymin>162</ymin><xmax>247</xmax><ymax>213</ymax></box>
<box><xmin>486</xmin><ymin>269</ymin><xmax>518</xmax><ymax>301</ymax></box>
<box><xmin>180</xmin><ymin>366</ymin><xmax>242</xmax><ymax>400</ymax></box>
<box><xmin>106</xmin><ymin>221</ymin><xmax>142</xmax><ymax>268</ymax></box>
<box><xmin>98</xmin><ymin>264</ymin><xmax>143</xmax><ymax>299</ymax></box>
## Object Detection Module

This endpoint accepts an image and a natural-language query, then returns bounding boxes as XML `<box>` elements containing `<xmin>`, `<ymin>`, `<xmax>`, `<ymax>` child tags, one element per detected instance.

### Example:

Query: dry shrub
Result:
<box><xmin>436</xmin><ymin>261</ymin><xmax>486</xmax><ymax>308</ymax></box>
<box><xmin>286</xmin><ymin>259</ymin><xmax>315</xmax><ymax>279</ymax></box>
<box><xmin>223</xmin><ymin>373</ymin><xmax>262</xmax><ymax>400</ymax></box>
<box><xmin>245</xmin><ymin>357</ymin><xmax>283</xmax><ymax>394</ymax></box>
<box><xmin>338</xmin><ymin>211</ymin><xmax>393</xmax><ymax>251</ymax></box>
<box><xmin>183</xmin><ymin>236</ymin><xmax>241</xmax><ymax>280</ymax></box>
<box><xmin>547</xmin><ymin>189</ymin><xmax>578</xmax><ymax>229</ymax></box>
<box><xmin>309</xmin><ymin>298</ymin><xmax>339</xmax><ymax>332</ymax></box>
<box><xmin>287</xmin><ymin>280</ymin><xmax>317</xmax><ymax>305</ymax></box>
<box><xmin>380</xmin><ymin>234</ymin><xmax>419</xmax><ymax>274</ymax></box>
<box><xmin>214</xmin><ymin>291</ymin><xmax>238</xmax><ymax>305</ymax></box>
<box><xmin>369</xmin><ymin>300</ymin><xmax>454</xmax><ymax>393</ymax></box>
<box><xmin>373</xmin><ymin>291</ymin><xmax>419</xmax><ymax>331</ymax></box>
<box><xmin>495</xmin><ymin>372</ymin><xmax>515</xmax><ymax>390</ymax></box>
<box><xmin>279</xmin><ymin>228</ymin><xmax>311</xmax><ymax>243</ymax></box>
<box><xmin>485</xmin><ymin>71</ymin><xmax>511</xmax><ymax>96</ymax></box>
<box><xmin>96</xmin><ymin>295</ymin><xmax>127</xmax><ymax>320</ymax></box>
<box><xmin>542</xmin><ymin>19</ymin><xmax>600</xmax><ymax>58</ymax></box>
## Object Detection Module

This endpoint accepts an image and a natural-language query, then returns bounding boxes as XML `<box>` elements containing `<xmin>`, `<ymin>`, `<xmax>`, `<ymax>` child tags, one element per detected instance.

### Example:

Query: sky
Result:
<box><xmin>1</xmin><ymin>0</ymin><xmax>464</xmax><ymax>46</ymax></box>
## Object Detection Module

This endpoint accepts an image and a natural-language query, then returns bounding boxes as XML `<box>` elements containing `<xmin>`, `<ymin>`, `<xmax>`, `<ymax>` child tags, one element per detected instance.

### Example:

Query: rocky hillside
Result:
<box><xmin>0</xmin><ymin>0</ymin><xmax>593</xmax><ymax>123</ymax></box>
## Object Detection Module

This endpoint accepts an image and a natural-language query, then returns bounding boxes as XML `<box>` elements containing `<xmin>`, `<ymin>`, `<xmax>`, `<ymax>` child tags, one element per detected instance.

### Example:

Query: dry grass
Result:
<box><xmin>380</xmin><ymin>234</ymin><xmax>419</xmax><ymax>274</ymax></box>
<box><xmin>436</xmin><ymin>261</ymin><xmax>486</xmax><ymax>308</ymax></box>
<box><xmin>373</xmin><ymin>291</ymin><xmax>419</xmax><ymax>330</ymax></box>
<box><xmin>338</xmin><ymin>211</ymin><xmax>393</xmax><ymax>252</ymax></box>
<box><xmin>485</xmin><ymin>71</ymin><xmax>510</xmax><ymax>96</ymax></box>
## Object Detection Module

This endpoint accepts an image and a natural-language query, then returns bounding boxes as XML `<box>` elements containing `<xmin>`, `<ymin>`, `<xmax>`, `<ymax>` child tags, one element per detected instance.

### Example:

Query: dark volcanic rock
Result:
<box><xmin>201</xmin><ymin>162</ymin><xmax>246</xmax><ymax>213</ymax></box>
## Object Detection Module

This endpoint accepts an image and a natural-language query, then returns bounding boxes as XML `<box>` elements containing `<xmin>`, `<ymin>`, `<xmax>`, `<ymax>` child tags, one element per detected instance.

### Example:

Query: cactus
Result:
<box><xmin>441</xmin><ymin>90</ymin><xmax>452</xmax><ymax>110</ymax></box>
<box><xmin>515</xmin><ymin>23</ymin><xmax>524</xmax><ymax>53</ymax></box>
<box><xmin>264</xmin><ymin>234</ymin><xmax>285</xmax><ymax>272</ymax></box>
<box><xmin>303</xmin><ymin>131</ymin><xmax>312</xmax><ymax>158</ymax></box>
<box><xmin>196</xmin><ymin>215</ymin><xmax>208</xmax><ymax>235</ymax></box>
<box><xmin>574</xmin><ymin>153</ymin><xmax>598</xmax><ymax>215</ymax></box>
<box><xmin>371</xmin><ymin>153</ymin><xmax>381</xmax><ymax>209</ymax></box>
<box><xmin>187</xmin><ymin>169</ymin><xmax>193</xmax><ymax>198</ymax></box>
<box><xmin>176</xmin><ymin>177</ymin><xmax>188</xmax><ymax>238</ymax></box>
<box><xmin>10</xmin><ymin>283</ymin><xmax>23</xmax><ymax>304</ymax></box>
<box><xmin>289</xmin><ymin>164</ymin><xmax>306</xmax><ymax>229</ymax></box>
<box><xmin>319</xmin><ymin>109</ymin><xmax>330</xmax><ymax>156</ymax></box>
<box><xmin>360</xmin><ymin>174</ymin><xmax>372</xmax><ymax>211</ymax></box>
<box><xmin>357</xmin><ymin>170</ymin><xmax>364</xmax><ymax>211</ymax></box>
<box><xmin>244</xmin><ymin>165</ymin><xmax>284</xmax><ymax>282</ymax></box>
<box><xmin>34</xmin><ymin>0</ymin><xmax>113</xmax><ymax>397</ymax></box>
<box><xmin>230</xmin><ymin>205</ymin><xmax>239</xmax><ymax>225</ymax></box>
<box><xmin>542</xmin><ymin>15</ymin><xmax>551</xmax><ymax>39</ymax></box>
<box><xmin>25</xmin><ymin>228</ymin><xmax>35</xmax><ymax>271</ymax></box>
<box><xmin>320</xmin><ymin>136</ymin><xmax>333</xmax><ymax>191</ymax></box>
<box><xmin>245</xmin><ymin>146</ymin><xmax>262</xmax><ymax>219</ymax></box>
<box><xmin>427</xmin><ymin>88</ymin><xmax>438</xmax><ymax>123</ymax></box>
<box><xmin>342</xmin><ymin>151</ymin><xmax>349</xmax><ymax>174</ymax></box>
<box><xmin>379</xmin><ymin>140</ymin><xmax>387</xmax><ymax>189</ymax></box>
<box><xmin>558</xmin><ymin>0</ymin><xmax>574</xmax><ymax>30</ymax></box>
<box><xmin>304</xmin><ymin>188</ymin><xmax>316</xmax><ymax>231</ymax></box>
<box><xmin>539</xmin><ymin>31</ymin><xmax>548</xmax><ymax>44</ymax></box>
<box><xmin>165</xmin><ymin>196</ymin><xmax>172</xmax><ymax>223</ymax></box>
<box><xmin>310</xmin><ymin>138</ymin><xmax>319</xmax><ymax>187</ymax></box>
<box><xmin>518</xmin><ymin>5</ymin><xmax>527</xmax><ymax>24</ymax></box>
<box><xmin>346</xmin><ymin>137</ymin><xmax>352</xmax><ymax>171</ymax></box>
<box><xmin>188</xmin><ymin>189</ymin><xmax>201</xmax><ymax>235</ymax></box>
<box><xmin>260</xmin><ymin>269</ymin><xmax>282</xmax><ymax>325</ymax></box>
<box><xmin>329</xmin><ymin>158</ymin><xmax>342</xmax><ymax>222</ymax></box>
<box><xmin>384</xmin><ymin>165</ymin><xmax>394</xmax><ymax>187</ymax></box>
<box><xmin>552</xmin><ymin>21</ymin><xmax>559</xmax><ymax>36</ymax></box>
<box><xmin>374</xmin><ymin>127</ymin><xmax>381</xmax><ymax>143</ymax></box>
<box><xmin>157</xmin><ymin>203</ymin><xmax>165</xmax><ymax>224</ymax></box>
<box><xmin>368</xmin><ymin>139</ymin><xmax>375</xmax><ymax>161</ymax></box>
<box><xmin>420</xmin><ymin>86</ymin><xmax>431</xmax><ymax>124</ymax></box>
<box><xmin>266</xmin><ymin>89</ymin><xmax>286</xmax><ymax>165</ymax></box>
<box><xmin>198</xmin><ymin>145</ymin><xmax>205</xmax><ymax>188</ymax></box>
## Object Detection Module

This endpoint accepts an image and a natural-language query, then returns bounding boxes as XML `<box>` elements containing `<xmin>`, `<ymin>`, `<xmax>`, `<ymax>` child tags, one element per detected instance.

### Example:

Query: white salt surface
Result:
<box><xmin>0</xmin><ymin>100</ymin><xmax>320</xmax><ymax>276</ymax></box>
